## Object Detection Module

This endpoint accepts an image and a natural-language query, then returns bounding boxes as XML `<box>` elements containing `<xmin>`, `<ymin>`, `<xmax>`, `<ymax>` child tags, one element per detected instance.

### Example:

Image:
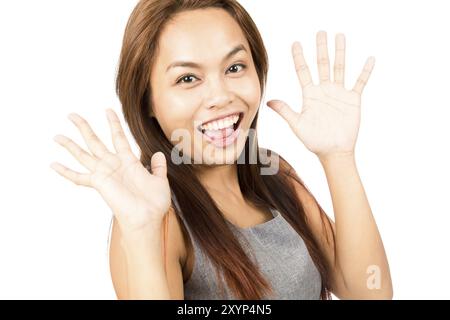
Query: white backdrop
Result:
<box><xmin>0</xmin><ymin>0</ymin><xmax>449</xmax><ymax>299</ymax></box>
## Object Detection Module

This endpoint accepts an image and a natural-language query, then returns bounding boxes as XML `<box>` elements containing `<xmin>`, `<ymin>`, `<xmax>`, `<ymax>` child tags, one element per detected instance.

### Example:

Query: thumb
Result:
<box><xmin>266</xmin><ymin>100</ymin><xmax>299</xmax><ymax>125</ymax></box>
<box><xmin>151</xmin><ymin>152</ymin><xmax>167</xmax><ymax>178</ymax></box>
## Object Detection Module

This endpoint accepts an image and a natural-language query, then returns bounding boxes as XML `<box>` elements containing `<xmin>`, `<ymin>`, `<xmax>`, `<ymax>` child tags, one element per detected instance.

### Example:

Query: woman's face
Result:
<box><xmin>150</xmin><ymin>8</ymin><xmax>261</xmax><ymax>165</ymax></box>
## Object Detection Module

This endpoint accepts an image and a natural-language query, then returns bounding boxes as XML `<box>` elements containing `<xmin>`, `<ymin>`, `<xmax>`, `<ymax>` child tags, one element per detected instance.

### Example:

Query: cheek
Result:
<box><xmin>235</xmin><ymin>75</ymin><xmax>261</xmax><ymax>111</ymax></box>
<box><xmin>154</xmin><ymin>93</ymin><xmax>197</xmax><ymax>138</ymax></box>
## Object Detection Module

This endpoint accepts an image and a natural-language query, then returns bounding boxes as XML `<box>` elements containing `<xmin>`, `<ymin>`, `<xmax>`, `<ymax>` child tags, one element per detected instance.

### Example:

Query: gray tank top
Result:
<box><xmin>171</xmin><ymin>192</ymin><xmax>322</xmax><ymax>300</ymax></box>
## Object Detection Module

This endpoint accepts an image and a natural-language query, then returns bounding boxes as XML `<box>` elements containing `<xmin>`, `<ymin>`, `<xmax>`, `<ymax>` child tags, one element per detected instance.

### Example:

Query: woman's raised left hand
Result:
<box><xmin>267</xmin><ymin>31</ymin><xmax>375</xmax><ymax>161</ymax></box>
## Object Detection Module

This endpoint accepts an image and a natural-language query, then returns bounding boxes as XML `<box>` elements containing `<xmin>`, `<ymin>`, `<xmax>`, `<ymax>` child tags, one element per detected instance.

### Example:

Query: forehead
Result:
<box><xmin>156</xmin><ymin>8</ymin><xmax>249</xmax><ymax>65</ymax></box>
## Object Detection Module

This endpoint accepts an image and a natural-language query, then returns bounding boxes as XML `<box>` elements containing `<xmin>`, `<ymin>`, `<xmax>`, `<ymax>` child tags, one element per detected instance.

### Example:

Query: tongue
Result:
<box><xmin>204</xmin><ymin>127</ymin><xmax>234</xmax><ymax>140</ymax></box>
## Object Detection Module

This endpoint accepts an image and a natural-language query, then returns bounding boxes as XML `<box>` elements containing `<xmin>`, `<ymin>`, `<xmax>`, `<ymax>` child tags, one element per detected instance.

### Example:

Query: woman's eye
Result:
<box><xmin>227</xmin><ymin>63</ymin><xmax>246</xmax><ymax>74</ymax></box>
<box><xmin>176</xmin><ymin>64</ymin><xmax>246</xmax><ymax>85</ymax></box>
<box><xmin>176</xmin><ymin>75</ymin><xmax>198</xmax><ymax>85</ymax></box>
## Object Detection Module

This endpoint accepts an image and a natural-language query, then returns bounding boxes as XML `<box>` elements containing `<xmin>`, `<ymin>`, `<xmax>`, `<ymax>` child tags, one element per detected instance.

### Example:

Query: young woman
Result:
<box><xmin>51</xmin><ymin>0</ymin><xmax>392</xmax><ymax>300</ymax></box>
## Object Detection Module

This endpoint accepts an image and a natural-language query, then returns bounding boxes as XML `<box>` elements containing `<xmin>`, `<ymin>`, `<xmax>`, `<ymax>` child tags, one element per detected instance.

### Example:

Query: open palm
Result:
<box><xmin>267</xmin><ymin>31</ymin><xmax>375</xmax><ymax>159</ymax></box>
<box><xmin>51</xmin><ymin>109</ymin><xmax>171</xmax><ymax>233</ymax></box>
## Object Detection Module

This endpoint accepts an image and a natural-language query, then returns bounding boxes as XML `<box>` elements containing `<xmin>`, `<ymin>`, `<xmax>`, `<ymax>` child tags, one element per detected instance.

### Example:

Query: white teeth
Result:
<box><xmin>200</xmin><ymin>114</ymin><xmax>240</xmax><ymax>131</ymax></box>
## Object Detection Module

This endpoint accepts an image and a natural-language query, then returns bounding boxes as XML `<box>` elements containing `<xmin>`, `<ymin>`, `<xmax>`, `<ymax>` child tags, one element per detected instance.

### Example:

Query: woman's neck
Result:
<box><xmin>197</xmin><ymin>164</ymin><xmax>243</xmax><ymax>201</ymax></box>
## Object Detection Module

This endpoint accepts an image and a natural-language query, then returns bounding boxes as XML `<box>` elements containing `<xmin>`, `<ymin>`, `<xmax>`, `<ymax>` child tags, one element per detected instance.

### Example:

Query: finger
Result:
<box><xmin>334</xmin><ymin>33</ymin><xmax>346</xmax><ymax>87</ymax></box>
<box><xmin>105</xmin><ymin>109</ymin><xmax>132</xmax><ymax>154</ymax></box>
<box><xmin>352</xmin><ymin>57</ymin><xmax>376</xmax><ymax>95</ymax></box>
<box><xmin>50</xmin><ymin>162</ymin><xmax>92</xmax><ymax>187</ymax></box>
<box><xmin>266</xmin><ymin>100</ymin><xmax>299</xmax><ymax>126</ymax></box>
<box><xmin>53</xmin><ymin>135</ymin><xmax>97</xmax><ymax>171</ymax></box>
<box><xmin>68</xmin><ymin>113</ymin><xmax>110</xmax><ymax>159</ymax></box>
<box><xmin>317</xmin><ymin>31</ymin><xmax>331</xmax><ymax>84</ymax></box>
<box><xmin>151</xmin><ymin>152</ymin><xmax>167</xmax><ymax>178</ymax></box>
<box><xmin>292</xmin><ymin>42</ymin><xmax>313</xmax><ymax>89</ymax></box>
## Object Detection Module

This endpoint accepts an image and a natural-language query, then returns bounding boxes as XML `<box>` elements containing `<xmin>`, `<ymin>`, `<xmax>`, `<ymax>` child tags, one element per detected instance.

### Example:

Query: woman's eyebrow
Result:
<box><xmin>165</xmin><ymin>44</ymin><xmax>247</xmax><ymax>73</ymax></box>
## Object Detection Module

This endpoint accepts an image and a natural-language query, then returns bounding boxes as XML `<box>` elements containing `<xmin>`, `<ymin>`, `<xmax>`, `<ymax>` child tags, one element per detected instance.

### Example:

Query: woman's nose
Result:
<box><xmin>204</xmin><ymin>78</ymin><xmax>234</xmax><ymax>109</ymax></box>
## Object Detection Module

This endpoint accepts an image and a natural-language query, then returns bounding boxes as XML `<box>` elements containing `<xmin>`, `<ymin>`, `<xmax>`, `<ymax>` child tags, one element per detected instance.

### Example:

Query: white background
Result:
<box><xmin>0</xmin><ymin>0</ymin><xmax>449</xmax><ymax>299</ymax></box>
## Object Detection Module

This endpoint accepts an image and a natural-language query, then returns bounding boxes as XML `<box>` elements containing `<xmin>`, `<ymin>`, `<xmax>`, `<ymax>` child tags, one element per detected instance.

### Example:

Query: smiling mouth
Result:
<box><xmin>197</xmin><ymin>112</ymin><xmax>244</xmax><ymax>134</ymax></box>
<box><xmin>196</xmin><ymin>112</ymin><xmax>244</xmax><ymax>147</ymax></box>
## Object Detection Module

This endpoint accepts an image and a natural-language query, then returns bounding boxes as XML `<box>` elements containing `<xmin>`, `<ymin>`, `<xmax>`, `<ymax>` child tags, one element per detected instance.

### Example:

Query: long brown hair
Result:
<box><xmin>115</xmin><ymin>0</ymin><xmax>335</xmax><ymax>299</ymax></box>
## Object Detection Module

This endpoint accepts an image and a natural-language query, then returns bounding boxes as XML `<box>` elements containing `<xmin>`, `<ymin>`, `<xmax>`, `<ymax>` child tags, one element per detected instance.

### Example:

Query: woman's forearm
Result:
<box><xmin>119</xmin><ymin>220</ymin><xmax>171</xmax><ymax>300</ymax></box>
<box><xmin>319</xmin><ymin>153</ymin><xmax>393</xmax><ymax>298</ymax></box>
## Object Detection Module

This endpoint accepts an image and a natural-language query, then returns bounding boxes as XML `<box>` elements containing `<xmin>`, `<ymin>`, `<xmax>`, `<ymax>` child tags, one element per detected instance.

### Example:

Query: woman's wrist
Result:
<box><xmin>119</xmin><ymin>218</ymin><xmax>164</xmax><ymax>251</ymax></box>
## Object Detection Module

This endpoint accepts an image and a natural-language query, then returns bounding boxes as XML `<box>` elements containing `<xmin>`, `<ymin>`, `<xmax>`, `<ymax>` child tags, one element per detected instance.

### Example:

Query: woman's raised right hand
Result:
<box><xmin>51</xmin><ymin>109</ymin><xmax>171</xmax><ymax>234</ymax></box>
